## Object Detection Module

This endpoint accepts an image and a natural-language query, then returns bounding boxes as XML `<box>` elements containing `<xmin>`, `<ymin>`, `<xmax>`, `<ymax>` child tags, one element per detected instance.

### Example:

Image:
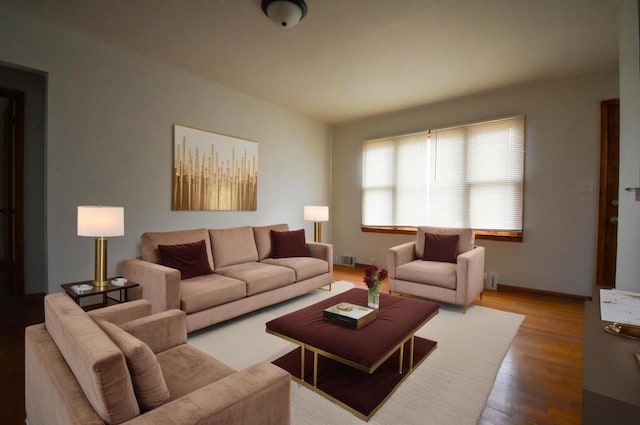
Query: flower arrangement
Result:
<box><xmin>363</xmin><ymin>265</ymin><xmax>388</xmax><ymax>295</ymax></box>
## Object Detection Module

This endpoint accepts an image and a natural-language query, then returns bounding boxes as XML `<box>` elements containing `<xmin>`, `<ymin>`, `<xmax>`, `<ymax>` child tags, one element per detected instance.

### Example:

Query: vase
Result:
<box><xmin>368</xmin><ymin>289</ymin><xmax>380</xmax><ymax>309</ymax></box>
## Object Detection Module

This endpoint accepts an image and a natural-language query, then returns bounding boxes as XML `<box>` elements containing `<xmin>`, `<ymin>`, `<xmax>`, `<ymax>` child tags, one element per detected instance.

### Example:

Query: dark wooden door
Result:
<box><xmin>0</xmin><ymin>89</ymin><xmax>24</xmax><ymax>296</ymax></box>
<box><xmin>596</xmin><ymin>99</ymin><xmax>619</xmax><ymax>288</ymax></box>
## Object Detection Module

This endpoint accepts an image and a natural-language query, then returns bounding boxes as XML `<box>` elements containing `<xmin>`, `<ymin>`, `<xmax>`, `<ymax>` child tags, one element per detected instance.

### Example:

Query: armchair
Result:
<box><xmin>25</xmin><ymin>293</ymin><xmax>291</xmax><ymax>425</ymax></box>
<box><xmin>387</xmin><ymin>226</ymin><xmax>485</xmax><ymax>313</ymax></box>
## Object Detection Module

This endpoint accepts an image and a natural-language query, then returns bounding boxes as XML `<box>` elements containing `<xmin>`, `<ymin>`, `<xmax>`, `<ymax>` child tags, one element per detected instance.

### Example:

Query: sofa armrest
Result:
<box><xmin>455</xmin><ymin>246</ymin><xmax>486</xmax><ymax>306</ymax></box>
<box><xmin>387</xmin><ymin>241</ymin><xmax>417</xmax><ymax>278</ymax></box>
<box><xmin>307</xmin><ymin>242</ymin><xmax>333</xmax><ymax>268</ymax></box>
<box><xmin>123</xmin><ymin>259</ymin><xmax>181</xmax><ymax>314</ymax></box>
<box><xmin>120</xmin><ymin>310</ymin><xmax>187</xmax><ymax>354</ymax></box>
<box><xmin>124</xmin><ymin>362</ymin><xmax>291</xmax><ymax>425</ymax></box>
<box><xmin>88</xmin><ymin>299</ymin><xmax>152</xmax><ymax>325</ymax></box>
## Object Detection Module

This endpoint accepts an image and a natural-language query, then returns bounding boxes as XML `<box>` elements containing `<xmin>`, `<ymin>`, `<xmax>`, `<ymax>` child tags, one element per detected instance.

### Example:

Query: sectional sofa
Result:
<box><xmin>123</xmin><ymin>224</ymin><xmax>333</xmax><ymax>332</ymax></box>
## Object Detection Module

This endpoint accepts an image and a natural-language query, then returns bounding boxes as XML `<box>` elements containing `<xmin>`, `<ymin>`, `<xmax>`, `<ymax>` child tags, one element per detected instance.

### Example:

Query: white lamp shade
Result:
<box><xmin>304</xmin><ymin>205</ymin><xmax>329</xmax><ymax>222</ymax></box>
<box><xmin>77</xmin><ymin>206</ymin><xmax>124</xmax><ymax>237</ymax></box>
<box><xmin>265</xmin><ymin>0</ymin><xmax>304</xmax><ymax>27</ymax></box>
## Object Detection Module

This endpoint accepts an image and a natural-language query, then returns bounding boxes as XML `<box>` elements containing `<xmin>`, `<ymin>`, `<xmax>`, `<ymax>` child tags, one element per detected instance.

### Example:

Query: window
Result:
<box><xmin>362</xmin><ymin>115</ymin><xmax>525</xmax><ymax>238</ymax></box>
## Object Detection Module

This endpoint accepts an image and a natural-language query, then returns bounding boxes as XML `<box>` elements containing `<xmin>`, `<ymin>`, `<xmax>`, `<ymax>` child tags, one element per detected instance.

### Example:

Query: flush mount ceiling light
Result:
<box><xmin>261</xmin><ymin>0</ymin><xmax>308</xmax><ymax>28</ymax></box>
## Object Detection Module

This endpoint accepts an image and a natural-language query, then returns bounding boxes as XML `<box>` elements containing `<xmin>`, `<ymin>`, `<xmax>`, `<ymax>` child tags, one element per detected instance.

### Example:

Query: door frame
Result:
<box><xmin>596</xmin><ymin>98</ymin><xmax>619</xmax><ymax>288</ymax></box>
<box><xmin>0</xmin><ymin>88</ymin><xmax>25</xmax><ymax>296</ymax></box>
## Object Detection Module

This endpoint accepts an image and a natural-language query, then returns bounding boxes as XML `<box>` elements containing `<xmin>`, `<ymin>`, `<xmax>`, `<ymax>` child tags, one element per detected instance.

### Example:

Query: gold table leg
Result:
<box><xmin>399</xmin><ymin>343</ymin><xmax>404</xmax><ymax>374</ymax></box>
<box><xmin>301</xmin><ymin>344</ymin><xmax>305</xmax><ymax>381</ymax></box>
<box><xmin>313</xmin><ymin>351</ymin><xmax>319</xmax><ymax>387</ymax></box>
<box><xmin>409</xmin><ymin>336</ymin><xmax>415</xmax><ymax>370</ymax></box>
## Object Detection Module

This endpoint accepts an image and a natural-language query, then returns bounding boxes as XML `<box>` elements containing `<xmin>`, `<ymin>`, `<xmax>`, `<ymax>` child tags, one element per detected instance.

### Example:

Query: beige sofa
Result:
<box><xmin>25</xmin><ymin>293</ymin><xmax>290</xmax><ymax>425</ymax></box>
<box><xmin>123</xmin><ymin>224</ymin><xmax>333</xmax><ymax>332</ymax></box>
<box><xmin>387</xmin><ymin>226</ymin><xmax>485</xmax><ymax>313</ymax></box>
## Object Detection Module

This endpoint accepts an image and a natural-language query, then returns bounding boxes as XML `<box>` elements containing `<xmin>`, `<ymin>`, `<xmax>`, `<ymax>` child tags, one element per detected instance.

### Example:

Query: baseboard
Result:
<box><xmin>497</xmin><ymin>283</ymin><xmax>589</xmax><ymax>301</ymax></box>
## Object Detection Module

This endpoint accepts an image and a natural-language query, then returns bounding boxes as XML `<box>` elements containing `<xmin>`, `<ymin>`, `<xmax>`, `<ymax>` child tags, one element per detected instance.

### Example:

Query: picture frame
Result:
<box><xmin>172</xmin><ymin>125</ymin><xmax>258</xmax><ymax>211</ymax></box>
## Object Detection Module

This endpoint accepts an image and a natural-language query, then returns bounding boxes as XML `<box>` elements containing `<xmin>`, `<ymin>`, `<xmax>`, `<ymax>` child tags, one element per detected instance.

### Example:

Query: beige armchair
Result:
<box><xmin>387</xmin><ymin>226</ymin><xmax>485</xmax><ymax>313</ymax></box>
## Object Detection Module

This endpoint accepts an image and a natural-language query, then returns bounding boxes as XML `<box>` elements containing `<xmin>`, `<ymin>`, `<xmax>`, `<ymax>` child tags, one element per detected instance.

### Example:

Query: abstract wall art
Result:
<box><xmin>172</xmin><ymin>125</ymin><xmax>258</xmax><ymax>211</ymax></box>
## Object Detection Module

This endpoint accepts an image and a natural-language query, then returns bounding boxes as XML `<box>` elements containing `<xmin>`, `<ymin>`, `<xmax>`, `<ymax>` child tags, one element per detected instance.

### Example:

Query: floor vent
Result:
<box><xmin>336</xmin><ymin>255</ymin><xmax>356</xmax><ymax>267</ymax></box>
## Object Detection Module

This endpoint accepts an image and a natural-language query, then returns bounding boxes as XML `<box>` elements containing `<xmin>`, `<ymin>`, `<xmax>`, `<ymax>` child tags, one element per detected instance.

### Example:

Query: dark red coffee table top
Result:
<box><xmin>266</xmin><ymin>288</ymin><xmax>439</xmax><ymax>369</ymax></box>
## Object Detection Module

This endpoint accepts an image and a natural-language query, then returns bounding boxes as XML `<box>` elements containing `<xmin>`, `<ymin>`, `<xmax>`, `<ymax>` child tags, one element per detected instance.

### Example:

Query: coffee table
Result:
<box><xmin>266</xmin><ymin>288</ymin><xmax>439</xmax><ymax>420</ymax></box>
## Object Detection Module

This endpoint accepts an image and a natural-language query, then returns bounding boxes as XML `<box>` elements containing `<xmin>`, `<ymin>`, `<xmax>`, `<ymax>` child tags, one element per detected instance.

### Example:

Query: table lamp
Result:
<box><xmin>77</xmin><ymin>206</ymin><xmax>124</xmax><ymax>287</ymax></box>
<box><xmin>304</xmin><ymin>205</ymin><xmax>329</xmax><ymax>243</ymax></box>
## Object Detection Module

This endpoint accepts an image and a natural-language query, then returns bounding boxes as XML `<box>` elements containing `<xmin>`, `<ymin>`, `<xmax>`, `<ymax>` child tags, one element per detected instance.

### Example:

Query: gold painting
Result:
<box><xmin>172</xmin><ymin>125</ymin><xmax>258</xmax><ymax>211</ymax></box>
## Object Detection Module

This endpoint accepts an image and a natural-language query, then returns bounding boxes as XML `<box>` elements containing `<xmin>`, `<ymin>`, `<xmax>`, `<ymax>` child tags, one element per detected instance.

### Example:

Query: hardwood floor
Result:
<box><xmin>335</xmin><ymin>264</ymin><xmax>585</xmax><ymax>425</ymax></box>
<box><xmin>3</xmin><ymin>266</ymin><xmax>584</xmax><ymax>424</ymax></box>
<box><xmin>0</xmin><ymin>292</ymin><xmax>45</xmax><ymax>425</ymax></box>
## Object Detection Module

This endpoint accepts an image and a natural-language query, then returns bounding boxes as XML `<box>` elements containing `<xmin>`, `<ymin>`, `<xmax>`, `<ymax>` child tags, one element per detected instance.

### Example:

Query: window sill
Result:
<box><xmin>360</xmin><ymin>226</ymin><xmax>523</xmax><ymax>242</ymax></box>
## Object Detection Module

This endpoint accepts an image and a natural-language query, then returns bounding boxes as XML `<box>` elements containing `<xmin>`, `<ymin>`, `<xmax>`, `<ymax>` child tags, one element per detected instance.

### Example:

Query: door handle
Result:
<box><xmin>609</xmin><ymin>216</ymin><xmax>618</xmax><ymax>223</ymax></box>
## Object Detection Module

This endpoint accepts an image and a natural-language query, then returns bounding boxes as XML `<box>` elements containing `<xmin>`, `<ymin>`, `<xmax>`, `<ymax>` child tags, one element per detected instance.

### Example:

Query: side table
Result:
<box><xmin>61</xmin><ymin>278</ymin><xmax>140</xmax><ymax>311</ymax></box>
<box><xmin>583</xmin><ymin>286</ymin><xmax>640</xmax><ymax>424</ymax></box>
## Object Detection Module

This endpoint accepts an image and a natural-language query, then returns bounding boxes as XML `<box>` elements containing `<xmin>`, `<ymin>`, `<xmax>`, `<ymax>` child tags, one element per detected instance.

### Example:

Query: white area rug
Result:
<box><xmin>188</xmin><ymin>281</ymin><xmax>524</xmax><ymax>425</ymax></box>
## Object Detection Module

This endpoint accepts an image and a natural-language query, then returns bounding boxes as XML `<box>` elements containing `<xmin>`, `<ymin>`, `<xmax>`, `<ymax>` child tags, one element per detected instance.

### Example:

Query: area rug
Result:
<box><xmin>273</xmin><ymin>336</ymin><xmax>436</xmax><ymax>420</ymax></box>
<box><xmin>188</xmin><ymin>281</ymin><xmax>525</xmax><ymax>425</ymax></box>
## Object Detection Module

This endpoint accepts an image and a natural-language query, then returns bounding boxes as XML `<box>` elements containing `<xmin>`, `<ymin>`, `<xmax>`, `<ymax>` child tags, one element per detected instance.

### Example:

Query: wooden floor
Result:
<box><xmin>334</xmin><ymin>264</ymin><xmax>585</xmax><ymax>425</ymax></box>
<box><xmin>0</xmin><ymin>291</ymin><xmax>45</xmax><ymax>425</ymax></box>
<box><xmin>2</xmin><ymin>265</ymin><xmax>584</xmax><ymax>425</ymax></box>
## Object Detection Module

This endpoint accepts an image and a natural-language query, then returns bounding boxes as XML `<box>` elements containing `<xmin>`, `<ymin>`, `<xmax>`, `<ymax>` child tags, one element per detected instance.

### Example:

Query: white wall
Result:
<box><xmin>0</xmin><ymin>5</ymin><xmax>331</xmax><ymax>294</ymax></box>
<box><xmin>333</xmin><ymin>70</ymin><xmax>618</xmax><ymax>297</ymax></box>
<box><xmin>616</xmin><ymin>0</ymin><xmax>640</xmax><ymax>292</ymax></box>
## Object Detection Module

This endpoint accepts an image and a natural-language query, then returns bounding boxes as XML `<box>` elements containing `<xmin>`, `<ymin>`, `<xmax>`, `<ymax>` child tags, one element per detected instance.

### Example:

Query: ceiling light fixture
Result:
<box><xmin>261</xmin><ymin>0</ymin><xmax>308</xmax><ymax>28</ymax></box>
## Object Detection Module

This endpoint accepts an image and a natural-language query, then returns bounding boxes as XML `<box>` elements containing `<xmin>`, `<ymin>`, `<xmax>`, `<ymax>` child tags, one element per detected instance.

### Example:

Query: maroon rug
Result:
<box><xmin>272</xmin><ymin>336</ymin><xmax>437</xmax><ymax>420</ymax></box>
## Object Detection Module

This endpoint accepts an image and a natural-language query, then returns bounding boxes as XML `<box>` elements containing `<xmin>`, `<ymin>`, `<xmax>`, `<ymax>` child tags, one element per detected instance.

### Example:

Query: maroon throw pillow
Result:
<box><xmin>270</xmin><ymin>229</ymin><xmax>309</xmax><ymax>258</ymax></box>
<box><xmin>157</xmin><ymin>239</ymin><xmax>213</xmax><ymax>280</ymax></box>
<box><xmin>422</xmin><ymin>232</ymin><xmax>459</xmax><ymax>263</ymax></box>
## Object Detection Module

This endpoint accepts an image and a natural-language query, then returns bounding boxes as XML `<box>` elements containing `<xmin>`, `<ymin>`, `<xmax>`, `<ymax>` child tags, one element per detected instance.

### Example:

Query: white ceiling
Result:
<box><xmin>1</xmin><ymin>0</ymin><xmax>622</xmax><ymax>124</ymax></box>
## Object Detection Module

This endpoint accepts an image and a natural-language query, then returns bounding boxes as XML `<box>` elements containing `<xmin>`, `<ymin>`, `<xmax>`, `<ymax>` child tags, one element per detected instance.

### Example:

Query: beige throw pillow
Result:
<box><xmin>97</xmin><ymin>320</ymin><xmax>171</xmax><ymax>411</ymax></box>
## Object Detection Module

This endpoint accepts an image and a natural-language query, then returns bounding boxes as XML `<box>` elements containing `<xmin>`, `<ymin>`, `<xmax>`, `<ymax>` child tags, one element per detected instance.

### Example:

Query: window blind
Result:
<box><xmin>362</xmin><ymin>115</ymin><xmax>525</xmax><ymax>233</ymax></box>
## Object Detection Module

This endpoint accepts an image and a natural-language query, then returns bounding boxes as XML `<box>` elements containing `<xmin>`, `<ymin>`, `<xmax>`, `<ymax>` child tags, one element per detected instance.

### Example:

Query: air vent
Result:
<box><xmin>336</xmin><ymin>255</ymin><xmax>356</xmax><ymax>267</ymax></box>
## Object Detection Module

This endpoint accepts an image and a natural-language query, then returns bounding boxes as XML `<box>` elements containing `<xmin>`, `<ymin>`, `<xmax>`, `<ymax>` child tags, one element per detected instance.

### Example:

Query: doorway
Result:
<box><xmin>0</xmin><ymin>89</ymin><xmax>24</xmax><ymax>296</ymax></box>
<box><xmin>596</xmin><ymin>99</ymin><xmax>620</xmax><ymax>288</ymax></box>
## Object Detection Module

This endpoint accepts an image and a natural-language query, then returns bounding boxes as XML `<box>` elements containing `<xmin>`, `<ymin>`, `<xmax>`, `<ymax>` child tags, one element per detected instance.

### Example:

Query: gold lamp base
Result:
<box><xmin>313</xmin><ymin>222</ymin><xmax>322</xmax><ymax>243</ymax></box>
<box><xmin>93</xmin><ymin>237</ymin><xmax>109</xmax><ymax>287</ymax></box>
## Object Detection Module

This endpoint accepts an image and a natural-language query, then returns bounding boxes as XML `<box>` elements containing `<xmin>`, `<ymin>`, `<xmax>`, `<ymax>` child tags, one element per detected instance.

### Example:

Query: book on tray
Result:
<box><xmin>323</xmin><ymin>302</ymin><xmax>376</xmax><ymax>329</ymax></box>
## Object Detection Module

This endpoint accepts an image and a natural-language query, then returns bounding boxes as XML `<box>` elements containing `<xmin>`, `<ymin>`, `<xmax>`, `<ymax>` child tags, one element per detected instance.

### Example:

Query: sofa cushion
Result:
<box><xmin>422</xmin><ymin>233</ymin><xmax>459</xmax><ymax>263</ymax></box>
<box><xmin>180</xmin><ymin>274</ymin><xmax>247</xmax><ymax>314</ymax></box>
<box><xmin>158</xmin><ymin>239</ymin><xmax>214</xmax><ymax>280</ymax></box>
<box><xmin>43</xmin><ymin>293</ymin><xmax>140</xmax><ymax>424</ymax></box>
<box><xmin>209</xmin><ymin>226</ymin><xmax>259</xmax><ymax>268</ymax></box>
<box><xmin>156</xmin><ymin>344</ymin><xmax>236</xmax><ymax>401</ymax></box>
<box><xmin>141</xmin><ymin>228</ymin><xmax>214</xmax><ymax>270</ymax></box>
<box><xmin>97</xmin><ymin>320</ymin><xmax>170</xmax><ymax>411</ymax></box>
<box><xmin>416</xmin><ymin>226</ymin><xmax>474</xmax><ymax>259</ymax></box>
<box><xmin>271</xmin><ymin>229</ymin><xmax>309</xmax><ymax>258</ymax></box>
<box><xmin>262</xmin><ymin>256</ymin><xmax>329</xmax><ymax>281</ymax></box>
<box><xmin>253</xmin><ymin>224</ymin><xmax>289</xmax><ymax>260</ymax></box>
<box><xmin>396</xmin><ymin>260</ymin><xmax>457</xmax><ymax>290</ymax></box>
<box><xmin>215</xmin><ymin>262</ymin><xmax>296</xmax><ymax>296</ymax></box>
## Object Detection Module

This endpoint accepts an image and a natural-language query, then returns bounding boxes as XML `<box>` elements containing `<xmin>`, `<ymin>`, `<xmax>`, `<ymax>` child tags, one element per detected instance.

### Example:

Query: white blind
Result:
<box><xmin>362</xmin><ymin>115</ymin><xmax>525</xmax><ymax>232</ymax></box>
